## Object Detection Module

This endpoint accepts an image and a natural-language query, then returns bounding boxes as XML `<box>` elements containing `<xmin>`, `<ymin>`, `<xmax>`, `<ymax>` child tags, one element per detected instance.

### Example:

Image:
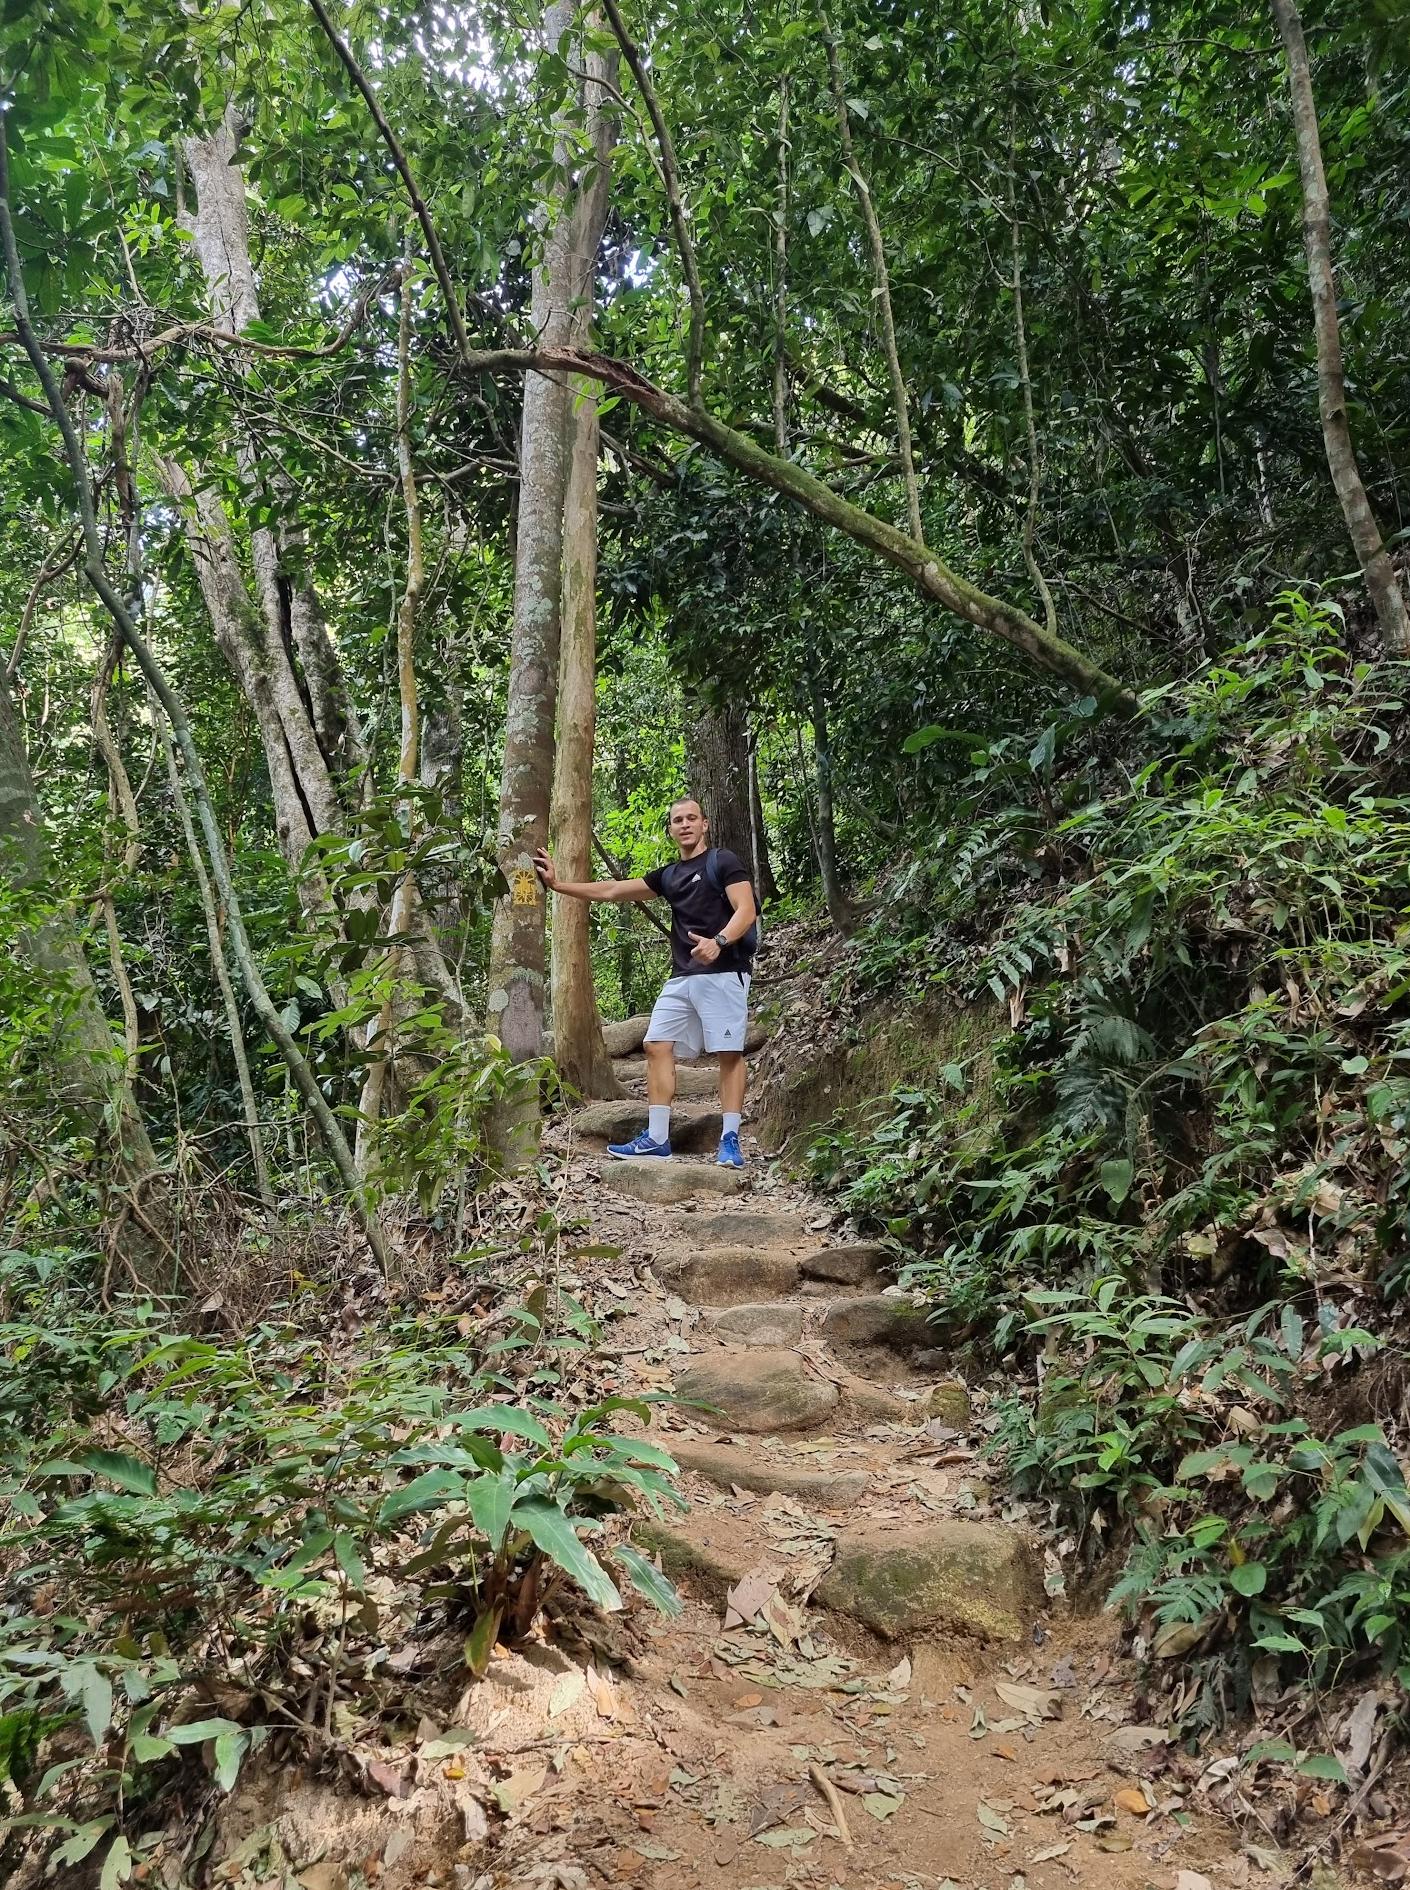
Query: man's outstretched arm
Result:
<box><xmin>534</xmin><ymin>847</ymin><xmax>655</xmax><ymax>903</ymax></box>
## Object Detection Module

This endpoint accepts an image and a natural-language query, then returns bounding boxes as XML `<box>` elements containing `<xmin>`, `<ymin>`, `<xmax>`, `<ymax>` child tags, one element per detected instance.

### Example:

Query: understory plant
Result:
<box><xmin>808</xmin><ymin>598</ymin><xmax>1410</xmax><ymax>1715</ymax></box>
<box><xmin>0</xmin><ymin>1241</ymin><xmax>682</xmax><ymax>1884</ymax></box>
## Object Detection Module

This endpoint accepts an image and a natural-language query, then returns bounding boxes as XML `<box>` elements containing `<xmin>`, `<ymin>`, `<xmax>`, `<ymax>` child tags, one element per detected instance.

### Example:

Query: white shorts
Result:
<box><xmin>645</xmin><ymin>973</ymin><xmax>751</xmax><ymax>1060</ymax></box>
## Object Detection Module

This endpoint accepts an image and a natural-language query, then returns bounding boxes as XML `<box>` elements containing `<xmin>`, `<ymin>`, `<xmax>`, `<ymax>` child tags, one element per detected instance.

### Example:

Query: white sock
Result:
<box><xmin>648</xmin><ymin>1105</ymin><xmax>672</xmax><ymax>1144</ymax></box>
<box><xmin>723</xmin><ymin>1112</ymin><xmax>742</xmax><ymax>1137</ymax></box>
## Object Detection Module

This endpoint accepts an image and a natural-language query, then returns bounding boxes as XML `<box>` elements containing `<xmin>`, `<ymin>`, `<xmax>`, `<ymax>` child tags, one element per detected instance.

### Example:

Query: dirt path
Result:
<box><xmin>218</xmin><ymin>1037</ymin><xmax>1252</xmax><ymax>1890</ymax></box>
<box><xmin>446</xmin><ymin>1042</ymin><xmax>1246</xmax><ymax>1890</ymax></box>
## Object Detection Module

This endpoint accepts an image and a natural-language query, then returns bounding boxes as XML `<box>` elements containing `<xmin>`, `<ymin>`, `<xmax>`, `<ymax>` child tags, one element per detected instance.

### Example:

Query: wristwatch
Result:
<box><xmin>713</xmin><ymin>932</ymin><xmax>729</xmax><ymax>951</ymax></box>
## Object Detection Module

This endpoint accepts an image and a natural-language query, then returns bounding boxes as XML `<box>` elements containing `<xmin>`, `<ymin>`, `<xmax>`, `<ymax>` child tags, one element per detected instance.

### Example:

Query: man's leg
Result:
<box><xmin>716</xmin><ymin>1051</ymin><xmax>746</xmax><ymax>1116</ymax></box>
<box><xmin>645</xmin><ymin>1038</ymin><xmax>677</xmax><ymax>1145</ymax></box>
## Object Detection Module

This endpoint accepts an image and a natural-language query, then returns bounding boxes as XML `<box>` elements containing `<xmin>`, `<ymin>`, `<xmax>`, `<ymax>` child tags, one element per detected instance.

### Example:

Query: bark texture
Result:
<box><xmin>487</xmin><ymin>4</ymin><xmax>617</xmax><ymax>1151</ymax></box>
<box><xmin>686</xmin><ymin>700</ymin><xmax>753</xmax><ymax>861</ymax></box>
<box><xmin>1271</xmin><ymin>0</ymin><xmax>1410</xmax><ymax>654</ymax></box>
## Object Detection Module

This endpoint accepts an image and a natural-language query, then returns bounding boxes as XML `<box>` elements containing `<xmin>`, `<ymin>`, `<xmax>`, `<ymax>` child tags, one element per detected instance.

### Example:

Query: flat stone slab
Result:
<box><xmin>602</xmin><ymin>1014</ymin><xmax>652</xmax><ymax>1057</ymax></box>
<box><xmin>800</xmin><ymin>1245</ymin><xmax>890</xmax><ymax>1287</ymax></box>
<box><xmin>676</xmin><ymin>1349</ymin><xmax>839</xmax><ymax>1433</ymax></box>
<box><xmin>673</xmin><ymin>1439</ymin><xmax>871</xmax><ymax>1505</ymax></box>
<box><xmin>668</xmin><ymin>1248</ymin><xmax>800</xmax><ymax>1306</ymax></box>
<box><xmin>691</xmin><ymin>1211</ymin><xmax>814</xmax><ymax>1250</ymax></box>
<box><xmin>705</xmin><ymin>1301</ymin><xmax>805</xmax><ymax>1347</ymax></box>
<box><xmin>817</xmin><ymin>1520</ymin><xmax>1040</xmax><ymax>1642</ymax></box>
<box><xmin>821</xmin><ymin>1293</ymin><xmax>932</xmax><ymax>1352</ymax></box>
<box><xmin>596</xmin><ymin>1160</ymin><xmax>747</xmax><ymax>1206</ymax></box>
<box><xmin>574</xmin><ymin>1100</ymin><xmax>723</xmax><ymax>1153</ymax></box>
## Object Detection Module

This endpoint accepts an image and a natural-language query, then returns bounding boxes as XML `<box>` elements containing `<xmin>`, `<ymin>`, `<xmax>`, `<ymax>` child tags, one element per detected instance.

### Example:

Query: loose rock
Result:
<box><xmin>597</xmin><ymin>1160</ymin><xmax>747</xmax><ymax>1206</ymax></box>
<box><xmin>817</xmin><ymin>1520</ymin><xmax>1040</xmax><ymax>1642</ymax></box>
<box><xmin>676</xmin><ymin>1349</ymin><xmax>839</xmax><ymax>1433</ymax></box>
<box><xmin>706</xmin><ymin>1302</ymin><xmax>805</xmax><ymax>1346</ymax></box>
<box><xmin>799</xmin><ymin>1244</ymin><xmax>889</xmax><ymax>1286</ymax></box>
<box><xmin>924</xmin><ymin>1380</ymin><xmax>972</xmax><ymax>1427</ymax></box>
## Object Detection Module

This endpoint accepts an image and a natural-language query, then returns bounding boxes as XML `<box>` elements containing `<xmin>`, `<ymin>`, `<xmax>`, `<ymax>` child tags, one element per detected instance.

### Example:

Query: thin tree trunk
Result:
<box><xmin>1271</xmin><ymin>0</ymin><xmax>1410</xmax><ymax>654</ymax></box>
<box><xmin>487</xmin><ymin>4</ymin><xmax>616</xmax><ymax>1155</ymax></box>
<box><xmin>747</xmin><ymin>729</ymin><xmax>780</xmax><ymax>905</ymax></box>
<box><xmin>0</xmin><ymin>132</ymin><xmax>389</xmax><ymax>1272</ymax></box>
<box><xmin>357</xmin><ymin>260</ymin><xmax>427</xmax><ymax>1172</ymax></box>
<box><xmin>1009</xmin><ymin>158</ymin><xmax>1058</xmax><ymax>642</ymax></box>
<box><xmin>549</xmin><ymin>378</ymin><xmax>622</xmax><ymax>1099</ymax></box>
<box><xmin>810</xmin><ymin>676</ymin><xmax>853</xmax><ymax>934</ymax></box>
<box><xmin>823</xmin><ymin>17</ymin><xmax>923</xmax><ymax>544</ymax></box>
<box><xmin>159</xmin><ymin>714</ymin><xmax>273</xmax><ymax>1207</ymax></box>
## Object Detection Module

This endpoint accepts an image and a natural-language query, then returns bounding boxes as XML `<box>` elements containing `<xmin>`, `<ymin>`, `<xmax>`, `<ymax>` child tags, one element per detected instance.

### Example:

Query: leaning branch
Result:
<box><xmin>0</xmin><ymin>118</ymin><xmax>389</xmax><ymax>1273</ymax></box>
<box><xmin>298</xmin><ymin>9</ymin><xmax>1135</xmax><ymax>708</ymax></box>
<box><xmin>1009</xmin><ymin>147</ymin><xmax>1058</xmax><ymax>640</ymax></box>
<box><xmin>598</xmin><ymin>0</ymin><xmax>706</xmax><ymax>407</ymax></box>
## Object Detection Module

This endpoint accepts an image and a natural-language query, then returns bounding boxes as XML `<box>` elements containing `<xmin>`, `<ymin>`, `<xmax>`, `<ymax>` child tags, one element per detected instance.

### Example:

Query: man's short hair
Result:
<box><xmin>668</xmin><ymin>796</ymin><xmax>705</xmax><ymax>817</ymax></box>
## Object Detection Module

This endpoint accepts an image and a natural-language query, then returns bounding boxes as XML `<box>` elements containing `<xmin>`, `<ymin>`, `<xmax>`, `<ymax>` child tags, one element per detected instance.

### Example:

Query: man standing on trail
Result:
<box><xmin>534</xmin><ymin>797</ymin><xmax>757</xmax><ymax>1168</ymax></box>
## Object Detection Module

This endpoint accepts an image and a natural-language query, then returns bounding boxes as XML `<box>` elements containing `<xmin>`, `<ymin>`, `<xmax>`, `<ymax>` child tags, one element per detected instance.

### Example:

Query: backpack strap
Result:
<box><xmin>703</xmin><ymin>847</ymin><xmax>722</xmax><ymax>898</ymax></box>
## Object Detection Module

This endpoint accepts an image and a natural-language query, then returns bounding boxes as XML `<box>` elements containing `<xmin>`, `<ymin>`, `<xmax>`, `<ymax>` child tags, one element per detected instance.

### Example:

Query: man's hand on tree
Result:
<box><xmin>533</xmin><ymin>847</ymin><xmax>557</xmax><ymax>889</ymax></box>
<box><xmin>688</xmin><ymin>931</ymin><xmax>721</xmax><ymax>965</ymax></box>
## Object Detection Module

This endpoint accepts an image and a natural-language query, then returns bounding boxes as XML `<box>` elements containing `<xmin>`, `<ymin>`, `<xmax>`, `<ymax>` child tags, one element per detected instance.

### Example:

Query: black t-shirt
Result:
<box><xmin>643</xmin><ymin>848</ymin><xmax>752</xmax><ymax>978</ymax></box>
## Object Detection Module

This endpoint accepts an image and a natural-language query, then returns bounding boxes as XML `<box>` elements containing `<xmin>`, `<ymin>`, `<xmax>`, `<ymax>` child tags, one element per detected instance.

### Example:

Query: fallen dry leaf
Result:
<box><xmin>994</xmin><ymin>1679</ymin><xmax>1061</xmax><ymax>1722</ymax></box>
<box><xmin>492</xmin><ymin>1762</ymin><xmax>547</xmax><ymax>1814</ymax></box>
<box><xmin>1113</xmin><ymin>1786</ymin><xmax>1149</xmax><ymax>1816</ymax></box>
<box><xmin>1174</xmin><ymin>1874</ymin><xmax>1215</xmax><ymax>1890</ymax></box>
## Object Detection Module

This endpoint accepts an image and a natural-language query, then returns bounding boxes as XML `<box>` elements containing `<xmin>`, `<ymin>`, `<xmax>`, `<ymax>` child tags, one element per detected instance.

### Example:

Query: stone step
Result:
<box><xmin>816</xmin><ymin>1520</ymin><xmax>1040</xmax><ymax>1644</ymax></box>
<box><xmin>574</xmin><ymin>1100</ymin><xmax>723</xmax><ymax>1153</ymax></box>
<box><xmin>638</xmin><ymin>1512</ymin><xmax>1039</xmax><ymax>1646</ymax></box>
<box><xmin>820</xmin><ymin>1293</ymin><xmax>933</xmax><ymax>1353</ymax></box>
<box><xmin>704</xmin><ymin>1301</ymin><xmax>804</xmax><ymax>1347</ymax></box>
<box><xmin>611</xmin><ymin>1059</ymin><xmax>718</xmax><ymax>1099</ymax></box>
<box><xmin>596</xmin><ymin>1159</ymin><xmax>747</xmax><ymax>1206</ymax></box>
<box><xmin>675</xmin><ymin>1349</ymin><xmax>838</xmax><ymax>1433</ymax></box>
<box><xmin>670</xmin><ymin>1439</ymin><xmax>871</xmax><ymax>1505</ymax></box>
<box><xmin>799</xmin><ymin>1244</ymin><xmax>891</xmax><ymax>1288</ymax></box>
<box><xmin>664</xmin><ymin>1247</ymin><xmax>800</xmax><ymax>1306</ymax></box>
<box><xmin>608</xmin><ymin>1017</ymin><xmax>767</xmax><ymax>1061</ymax></box>
<box><xmin>690</xmin><ymin>1210</ymin><xmax>817</xmax><ymax>1250</ymax></box>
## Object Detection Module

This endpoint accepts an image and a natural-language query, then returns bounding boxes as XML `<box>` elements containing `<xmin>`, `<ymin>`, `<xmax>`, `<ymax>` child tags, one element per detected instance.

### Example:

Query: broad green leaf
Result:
<box><xmin>73</xmin><ymin>1451</ymin><xmax>156</xmax><ymax>1496</ymax></box>
<box><xmin>513</xmin><ymin>1497</ymin><xmax>621</xmax><ymax>1612</ymax></box>
<box><xmin>381</xmin><ymin>1468</ymin><xmax>465</xmax><ymax>1523</ymax></box>
<box><xmin>612</xmin><ymin>1544</ymin><xmax>682</xmax><ymax>1616</ymax></box>
<box><xmin>467</xmin><ymin>1469</ymin><xmax>517</xmax><ymax>1550</ymax></box>
<box><xmin>1229</xmin><ymin>1562</ymin><xmax>1266</xmax><ymax>1597</ymax></box>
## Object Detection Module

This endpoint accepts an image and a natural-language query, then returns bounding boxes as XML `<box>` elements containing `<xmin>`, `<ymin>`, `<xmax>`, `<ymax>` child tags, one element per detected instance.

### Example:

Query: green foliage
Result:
<box><xmin>0</xmin><ymin>1243</ymin><xmax>682</xmax><ymax>1880</ymax></box>
<box><xmin>808</xmin><ymin>599</ymin><xmax>1410</xmax><ymax>1714</ymax></box>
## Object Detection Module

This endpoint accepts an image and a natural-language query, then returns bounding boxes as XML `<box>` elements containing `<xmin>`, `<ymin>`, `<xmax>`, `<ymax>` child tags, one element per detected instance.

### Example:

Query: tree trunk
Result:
<box><xmin>747</xmin><ymin>730</ymin><xmax>779</xmax><ymax>905</ymax></box>
<box><xmin>1271</xmin><ymin>0</ymin><xmax>1410</xmax><ymax>654</ymax></box>
<box><xmin>487</xmin><ymin>4</ymin><xmax>616</xmax><ymax>1154</ymax></box>
<box><xmin>810</xmin><ymin>678</ymin><xmax>853</xmax><ymax>934</ymax></box>
<box><xmin>685</xmin><ymin>698</ymin><xmax>753</xmax><ymax>859</ymax></box>
<box><xmin>0</xmin><ymin>671</ymin><xmax>165</xmax><ymax>1250</ymax></box>
<box><xmin>549</xmin><ymin>378</ymin><xmax>622</xmax><ymax>1098</ymax></box>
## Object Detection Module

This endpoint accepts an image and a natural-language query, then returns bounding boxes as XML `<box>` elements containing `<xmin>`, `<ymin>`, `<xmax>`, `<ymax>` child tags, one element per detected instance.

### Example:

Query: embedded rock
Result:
<box><xmin>574</xmin><ymin>1100</ymin><xmax>723</xmax><ymax>1153</ymax></box>
<box><xmin>602</xmin><ymin>1013</ymin><xmax>652</xmax><ymax>1057</ymax></box>
<box><xmin>667</xmin><ymin>1247</ymin><xmax>801</xmax><ymax>1306</ymax></box>
<box><xmin>675</xmin><ymin>1349</ymin><xmax>839</xmax><ymax>1433</ymax></box>
<box><xmin>596</xmin><ymin>1160</ymin><xmax>747</xmax><ymax>1206</ymax></box>
<box><xmin>706</xmin><ymin>1302</ymin><xmax>805</xmax><ymax>1347</ymax></box>
<box><xmin>800</xmin><ymin>1244</ymin><xmax>889</xmax><ymax>1287</ymax></box>
<box><xmin>692</xmin><ymin>1211</ymin><xmax>814</xmax><ymax>1250</ymax></box>
<box><xmin>821</xmin><ymin>1293</ymin><xmax>931</xmax><ymax>1352</ymax></box>
<box><xmin>672</xmin><ymin>1439</ymin><xmax>871</xmax><ymax>1505</ymax></box>
<box><xmin>817</xmin><ymin>1520</ymin><xmax>1040</xmax><ymax>1642</ymax></box>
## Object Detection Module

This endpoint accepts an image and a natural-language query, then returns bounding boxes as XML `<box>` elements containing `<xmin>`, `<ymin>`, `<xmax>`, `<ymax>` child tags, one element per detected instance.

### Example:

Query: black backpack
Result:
<box><xmin>703</xmin><ymin>847</ymin><xmax>760</xmax><ymax>966</ymax></box>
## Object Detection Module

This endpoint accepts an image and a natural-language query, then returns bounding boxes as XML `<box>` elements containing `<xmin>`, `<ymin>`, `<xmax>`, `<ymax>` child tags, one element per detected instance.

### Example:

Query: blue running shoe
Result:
<box><xmin>607</xmin><ymin>1130</ymin><xmax>673</xmax><ymax>1160</ymax></box>
<box><xmin>717</xmin><ymin>1130</ymin><xmax>745</xmax><ymax>1168</ymax></box>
